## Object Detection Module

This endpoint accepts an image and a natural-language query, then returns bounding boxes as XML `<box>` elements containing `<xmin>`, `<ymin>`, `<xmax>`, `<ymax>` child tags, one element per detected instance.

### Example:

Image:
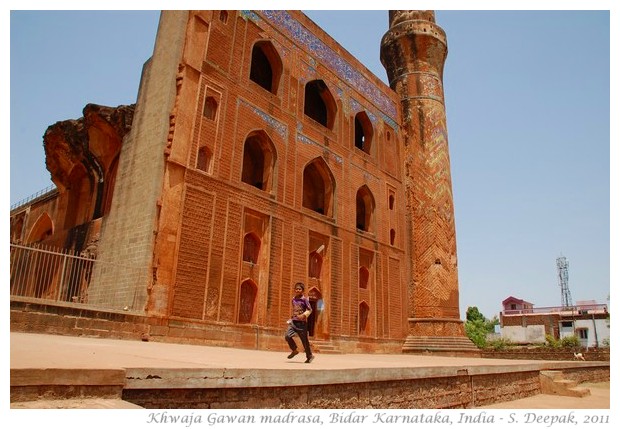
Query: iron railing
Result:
<box><xmin>10</xmin><ymin>184</ymin><xmax>57</xmax><ymax>212</ymax></box>
<box><xmin>9</xmin><ymin>242</ymin><xmax>141</xmax><ymax>310</ymax></box>
<box><xmin>501</xmin><ymin>304</ymin><xmax>608</xmax><ymax>316</ymax></box>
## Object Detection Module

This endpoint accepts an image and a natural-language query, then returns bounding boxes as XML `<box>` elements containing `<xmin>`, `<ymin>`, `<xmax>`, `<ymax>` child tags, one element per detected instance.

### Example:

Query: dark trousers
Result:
<box><xmin>285</xmin><ymin>320</ymin><xmax>312</xmax><ymax>358</ymax></box>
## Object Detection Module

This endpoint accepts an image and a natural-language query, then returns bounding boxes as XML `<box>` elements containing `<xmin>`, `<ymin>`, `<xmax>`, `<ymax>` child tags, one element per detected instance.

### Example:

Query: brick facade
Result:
<box><xmin>10</xmin><ymin>11</ymin><xmax>476</xmax><ymax>354</ymax></box>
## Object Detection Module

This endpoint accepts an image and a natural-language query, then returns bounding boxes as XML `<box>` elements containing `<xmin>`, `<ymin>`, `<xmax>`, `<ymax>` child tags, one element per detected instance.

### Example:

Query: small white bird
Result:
<box><xmin>574</xmin><ymin>352</ymin><xmax>585</xmax><ymax>361</ymax></box>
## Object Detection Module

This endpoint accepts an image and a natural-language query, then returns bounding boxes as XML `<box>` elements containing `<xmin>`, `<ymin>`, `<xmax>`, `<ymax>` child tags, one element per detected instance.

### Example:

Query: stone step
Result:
<box><xmin>540</xmin><ymin>371</ymin><xmax>591</xmax><ymax>398</ymax></box>
<box><xmin>402</xmin><ymin>336</ymin><xmax>480</xmax><ymax>353</ymax></box>
<box><xmin>311</xmin><ymin>341</ymin><xmax>342</xmax><ymax>354</ymax></box>
<box><xmin>556</xmin><ymin>379</ymin><xmax>579</xmax><ymax>389</ymax></box>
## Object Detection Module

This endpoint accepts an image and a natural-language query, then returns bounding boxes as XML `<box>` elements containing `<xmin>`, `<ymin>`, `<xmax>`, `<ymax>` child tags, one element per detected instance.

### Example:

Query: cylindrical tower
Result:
<box><xmin>380</xmin><ymin>10</ymin><xmax>477</xmax><ymax>354</ymax></box>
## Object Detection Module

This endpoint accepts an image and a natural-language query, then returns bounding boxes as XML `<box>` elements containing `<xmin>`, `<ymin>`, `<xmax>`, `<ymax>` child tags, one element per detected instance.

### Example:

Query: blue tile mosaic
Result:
<box><xmin>238</xmin><ymin>98</ymin><xmax>288</xmax><ymax>140</ymax></box>
<box><xmin>350</xmin><ymin>98</ymin><xmax>379</xmax><ymax>125</ymax></box>
<box><xmin>297</xmin><ymin>133</ymin><xmax>343</xmax><ymax>165</ymax></box>
<box><xmin>245</xmin><ymin>10</ymin><xmax>398</xmax><ymax>124</ymax></box>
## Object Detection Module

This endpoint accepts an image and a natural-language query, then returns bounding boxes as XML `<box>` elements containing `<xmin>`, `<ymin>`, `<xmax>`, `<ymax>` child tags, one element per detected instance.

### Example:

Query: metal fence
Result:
<box><xmin>10</xmin><ymin>184</ymin><xmax>57</xmax><ymax>212</ymax></box>
<box><xmin>9</xmin><ymin>242</ymin><xmax>142</xmax><ymax>310</ymax></box>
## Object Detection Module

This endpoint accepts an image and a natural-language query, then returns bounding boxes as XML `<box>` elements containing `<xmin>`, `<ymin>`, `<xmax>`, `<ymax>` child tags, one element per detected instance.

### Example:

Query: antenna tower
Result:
<box><xmin>556</xmin><ymin>256</ymin><xmax>573</xmax><ymax>308</ymax></box>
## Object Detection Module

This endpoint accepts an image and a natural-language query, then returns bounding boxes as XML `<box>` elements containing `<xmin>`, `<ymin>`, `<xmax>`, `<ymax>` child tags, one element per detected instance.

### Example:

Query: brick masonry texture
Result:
<box><xmin>142</xmin><ymin>10</ymin><xmax>410</xmax><ymax>350</ymax></box>
<box><xmin>10</xmin><ymin>10</ymin><xmax>475</xmax><ymax>354</ymax></box>
<box><xmin>121</xmin><ymin>372</ymin><xmax>542</xmax><ymax>409</ymax></box>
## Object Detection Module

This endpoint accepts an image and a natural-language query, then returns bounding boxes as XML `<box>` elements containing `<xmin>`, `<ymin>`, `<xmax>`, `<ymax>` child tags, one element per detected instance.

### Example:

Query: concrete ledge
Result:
<box><xmin>125</xmin><ymin>364</ymin><xmax>525</xmax><ymax>389</ymax></box>
<box><xmin>11</xmin><ymin>368</ymin><xmax>126</xmax><ymax>387</ymax></box>
<box><xmin>10</xmin><ymin>368</ymin><xmax>127</xmax><ymax>403</ymax></box>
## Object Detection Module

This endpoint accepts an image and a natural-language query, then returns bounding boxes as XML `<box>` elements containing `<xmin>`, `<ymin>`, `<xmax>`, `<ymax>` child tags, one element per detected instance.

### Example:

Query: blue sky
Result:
<box><xmin>7</xmin><ymin>7</ymin><xmax>614</xmax><ymax>320</ymax></box>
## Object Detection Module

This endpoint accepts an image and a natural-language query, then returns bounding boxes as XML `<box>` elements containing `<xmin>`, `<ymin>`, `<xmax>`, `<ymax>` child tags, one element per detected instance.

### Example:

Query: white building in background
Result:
<box><xmin>500</xmin><ymin>297</ymin><xmax>610</xmax><ymax>348</ymax></box>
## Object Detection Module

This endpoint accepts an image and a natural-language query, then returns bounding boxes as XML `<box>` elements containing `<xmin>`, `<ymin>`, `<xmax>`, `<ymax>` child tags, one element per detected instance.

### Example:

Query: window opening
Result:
<box><xmin>250</xmin><ymin>45</ymin><xmax>273</xmax><ymax>92</ymax></box>
<box><xmin>196</xmin><ymin>146</ymin><xmax>212</xmax><ymax>172</ymax></box>
<box><xmin>241</xmin><ymin>131</ymin><xmax>275</xmax><ymax>192</ymax></box>
<box><xmin>304</xmin><ymin>80</ymin><xmax>335</xmax><ymax>129</ymax></box>
<box><xmin>302</xmin><ymin>158</ymin><xmax>334</xmax><ymax>217</ymax></box>
<box><xmin>249</xmin><ymin>41</ymin><xmax>282</xmax><ymax>95</ymax></box>
<box><xmin>355</xmin><ymin>185</ymin><xmax>375</xmax><ymax>232</ymax></box>
<box><xmin>354</xmin><ymin>111</ymin><xmax>373</xmax><ymax>155</ymax></box>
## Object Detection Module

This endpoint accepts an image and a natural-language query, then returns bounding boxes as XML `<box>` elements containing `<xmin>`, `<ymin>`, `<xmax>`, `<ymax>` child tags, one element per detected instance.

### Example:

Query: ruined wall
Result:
<box><xmin>90</xmin><ymin>12</ymin><xmax>188</xmax><ymax>311</ymax></box>
<box><xmin>10</xmin><ymin>103</ymin><xmax>133</xmax><ymax>253</ymax></box>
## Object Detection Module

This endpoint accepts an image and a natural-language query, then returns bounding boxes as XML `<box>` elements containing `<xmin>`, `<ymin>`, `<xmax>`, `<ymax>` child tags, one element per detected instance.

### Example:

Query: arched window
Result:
<box><xmin>249</xmin><ymin>41</ymin><xmax>282</xmax><ymax>95</ymax></box>
<box><xmin>302</xmin><ymin>157</ymin><xmax>335</xmax><ymax>217</ymax></box>
<box><xmin>243</xmin><ymin>233</ymin><xmax>261</xmax><ymax>264</ymax></box>
<box><xmin>359</xmin><ymin>301</ymin><xmax>370</xmax><ymax>335</ymax></box>
<box><xmin>219</xmin><ymin>10</ymin><xmax>228</xmax><ymax>24</ymax></box>
<box><xmin>241</xmin><ymin>131</ymin><xmax>276</xmax><ymax>192</ymax></box>
<box><xmin>390</xmin><ymin>228</ymin><xmax>396</xmax><ymax>246</ymax></box>
<box><xmin>356</xmin><ymin>185</ymin><xmax>375</xmax><ymax>232</ymax></box>
<box><xmin>203</xmin><ymin>96</ymin><xmax>218</xmax><ymax>120</ymax></box>
<box><xmin>238</xmin><ymin>280</ymin><xmax>257</xmax><ymax>324</ymax></box>
<box><xmin>359</xmin><ymin>266</ymin><xmax>370</xmax><ymax>289</ymax></box>
<box><xmin>354</xmin><ymin>111</ymin><xmax>373</xmax><ymax>155</ymax></box>
<box><xmin>304</xmin><ymin>79</ymin><xmax>336</xmax><ymax>129</ymax></box>
<box><xmin>196</xmin><ymin>146</ymin><xmax>213</xmax><ymax>172</ymax></box>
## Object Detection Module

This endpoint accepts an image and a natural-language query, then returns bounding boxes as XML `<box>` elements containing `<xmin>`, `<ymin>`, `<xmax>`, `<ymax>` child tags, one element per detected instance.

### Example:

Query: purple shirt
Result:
<box><xmin>291</xmin><ymin>295</ymin><xmax>311</xmax><ymax>321</ymax></box>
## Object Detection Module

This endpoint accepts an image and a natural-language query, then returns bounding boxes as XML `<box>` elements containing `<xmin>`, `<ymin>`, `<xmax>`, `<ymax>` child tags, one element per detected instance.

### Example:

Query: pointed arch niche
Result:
<box><xmin>302</xmin><ymin>157</ymin><xmax>335</xmax><ymax>218</ymax></box>
<box><xmin>243</xmin><ymin>232</ymin><xmax>261</xmax><ymax>264</ymax></box>
<box><xmin>196</xmin><ymin>88</ymin><xmax>221</xmax><ymax>174</ymax></box>
<box><xmin>356</xmin><ymin>185</ymin><xmax>375</xmax><ymax>232</ymax></box>
<box><xmin>358</xmin><ymin>248</ymin><xmax>374</xmax><ymax>290</ymax></box>
<box><xmin>354</xmin><ymin>111</ymin><xmax>374</xmax><ymax>156</ymax></box>
<box><xmin>304</xmin><ymin>79</ymin><xmax>337</xmax><ymax>129</ymax></box>
<box><xmin>249</xmin><ymin>40</ymin><xmax>283</xmax><ymax>95</ymax></box>
<box><xmin>241</xmin><ymin>130</ymin><xmax>276</xmax><ymax>192</ymax></box>
<box><xmin>203</xmin><ymin>96</ymin><xmax>218</xmax><ymax>120</ymax></box>
<box><xmin>26</xmin><ymin>212</ymin><xmax>54</xmax><ymax>244</ymax></box>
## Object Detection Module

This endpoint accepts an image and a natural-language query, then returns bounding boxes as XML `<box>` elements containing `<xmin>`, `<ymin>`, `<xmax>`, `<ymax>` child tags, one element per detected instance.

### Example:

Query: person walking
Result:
<box><xmin>284</xmin><ymin>282</ymin><xmax>314</xmax><ymax>363</ymax></box>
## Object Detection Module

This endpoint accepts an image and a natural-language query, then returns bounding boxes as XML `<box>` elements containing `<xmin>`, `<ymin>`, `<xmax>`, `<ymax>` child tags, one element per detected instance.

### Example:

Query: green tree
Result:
<box><xmin>466</xmin><ymin>306</ymin><xmax>485</xmax><ymax>322</ymax></box>
<box><xmin>464</xmin><ymin>306</ymin><xmax>498</xmax><ymax>348</ymax></box>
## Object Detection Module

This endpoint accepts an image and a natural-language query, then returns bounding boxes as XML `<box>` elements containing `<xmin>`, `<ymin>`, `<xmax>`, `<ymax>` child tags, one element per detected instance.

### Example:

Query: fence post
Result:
<box><xmin>56</xmin><ymin>249</ymin><xmax>68</xmax><ymax>302</ymax></box>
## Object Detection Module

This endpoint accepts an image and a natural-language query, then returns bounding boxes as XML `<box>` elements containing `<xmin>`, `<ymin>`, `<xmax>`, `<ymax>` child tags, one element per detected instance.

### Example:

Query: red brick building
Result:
<box><xmin>10</xmin><ymin>11</ymin><xmax>476</xmax><ymax>354</ymax></box>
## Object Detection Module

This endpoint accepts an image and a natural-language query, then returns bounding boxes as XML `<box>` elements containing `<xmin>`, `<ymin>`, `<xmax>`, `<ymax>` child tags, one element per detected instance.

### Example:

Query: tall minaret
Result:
<box><xmin>380</xmin><ymin>11</ymin><xmax>477</xmax><ymax>354</ymax></box>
